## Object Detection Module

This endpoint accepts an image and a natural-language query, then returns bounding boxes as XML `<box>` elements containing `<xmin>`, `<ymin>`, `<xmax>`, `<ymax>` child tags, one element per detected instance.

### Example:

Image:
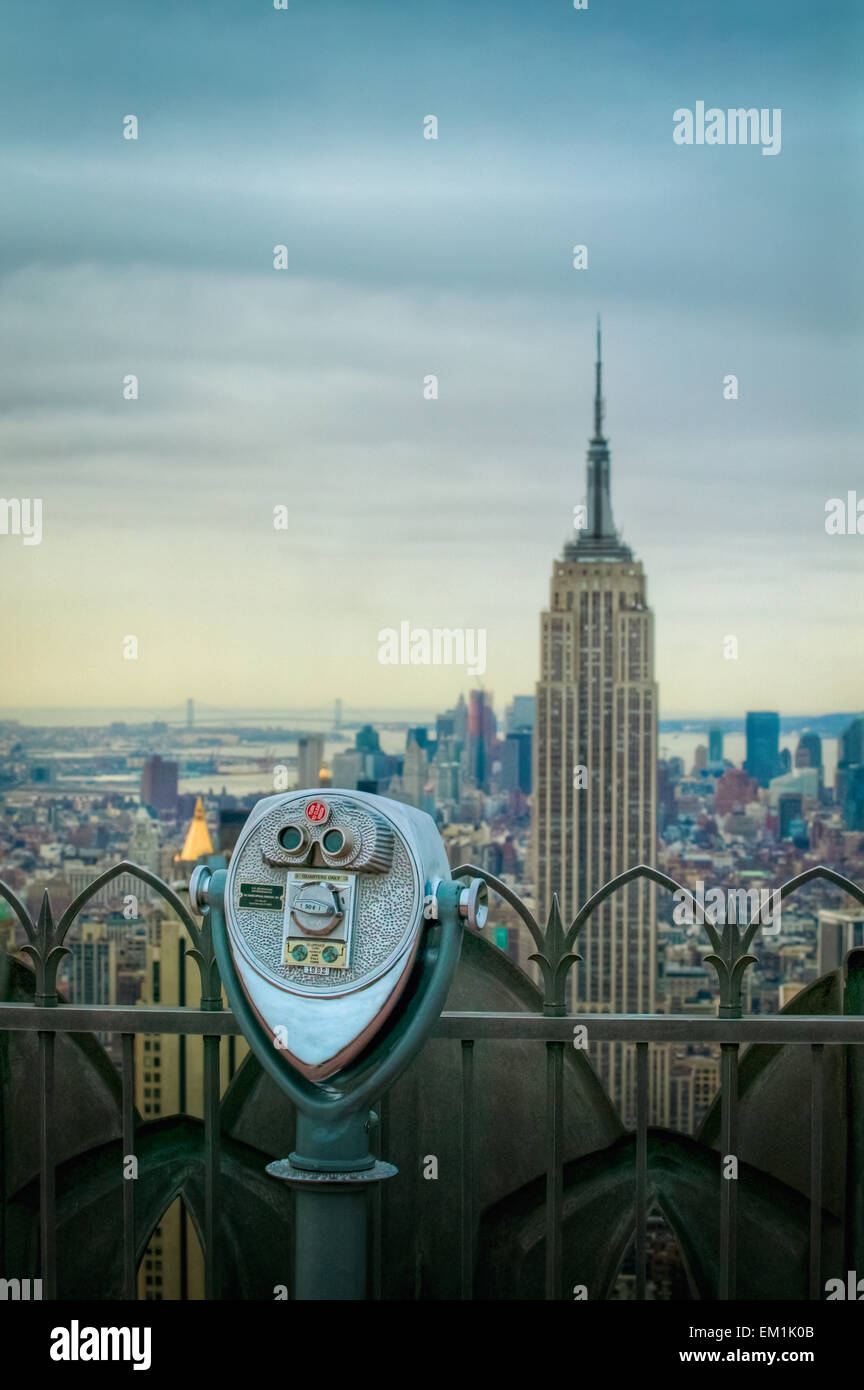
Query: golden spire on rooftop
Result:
<box><xmin>175</xmin><ymin>796</ymin><xmax>214</xmax><ymax>863</ymax></box>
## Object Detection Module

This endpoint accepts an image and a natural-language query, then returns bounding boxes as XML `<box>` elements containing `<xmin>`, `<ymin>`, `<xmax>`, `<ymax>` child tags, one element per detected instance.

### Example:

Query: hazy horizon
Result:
<box><xmin>0</xmin><ymin>702</ymin><xmax>858</xmax><ymax>730</ymax></box>
<box><xmin>1</xmin><ymin>0</ymin><xmax>861</xmax><ymax>713</ymax></box>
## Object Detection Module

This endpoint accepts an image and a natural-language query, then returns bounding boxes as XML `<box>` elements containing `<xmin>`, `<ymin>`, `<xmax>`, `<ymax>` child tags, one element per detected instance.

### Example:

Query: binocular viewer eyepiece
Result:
<box><xmin>191</xmin><ymin>788</ymin><xmax>486</xmax><ymax>1084</ymax></box>
<box><xmin>190</xmin><ymin>787</ymin><xmax>489</xmax><ymax>1301</ymax></box>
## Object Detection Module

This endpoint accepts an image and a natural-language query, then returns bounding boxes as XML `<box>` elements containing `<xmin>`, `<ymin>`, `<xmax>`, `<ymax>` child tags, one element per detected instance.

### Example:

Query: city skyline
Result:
<box><xmin>0</xmin><ymin>701</ymin><xmax>861</xmax><ymax>729</ymax></box>
<box><xmin>0</xmin><ymin>698</ymin><xmax>861</xmax><ymax>725</ymax></box>
<box><xmin>2</xmin><ymin>0</ymin><xmax>863</xmax><ymax>1323</ymax></box>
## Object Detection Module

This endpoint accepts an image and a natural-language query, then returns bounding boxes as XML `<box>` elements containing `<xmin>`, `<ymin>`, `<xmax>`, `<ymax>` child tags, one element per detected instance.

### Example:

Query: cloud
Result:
<box><xmin>0</xmin><ymin>0</ymin><xmax>860</xmax><ymax>711</ymax></box>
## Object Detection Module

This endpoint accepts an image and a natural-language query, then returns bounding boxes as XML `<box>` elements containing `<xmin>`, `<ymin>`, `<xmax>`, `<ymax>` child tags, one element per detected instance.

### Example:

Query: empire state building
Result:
<box><xmin>533</xmin><ymin>323</ymin><xmax>658</xmax><ymax>1123</ymax></box>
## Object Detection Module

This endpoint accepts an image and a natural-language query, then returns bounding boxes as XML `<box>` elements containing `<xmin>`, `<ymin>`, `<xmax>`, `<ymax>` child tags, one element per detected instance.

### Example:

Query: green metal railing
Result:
<box><xmin>1</xmin><ymin>860</ymin><xmax>863</xmax><ymax>1300</ymax></box>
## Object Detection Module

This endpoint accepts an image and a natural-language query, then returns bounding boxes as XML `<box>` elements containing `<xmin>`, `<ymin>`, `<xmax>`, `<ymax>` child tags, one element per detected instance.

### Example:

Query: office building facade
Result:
<box><xmin>744</xmin><ymin>712</ymin><xmax>780</xmax><ymax>789</ymax></box>
<box><xmin>533</xmin><ymin>325</ymin><xmax>658</xmax><ymax>1123</ymax></box>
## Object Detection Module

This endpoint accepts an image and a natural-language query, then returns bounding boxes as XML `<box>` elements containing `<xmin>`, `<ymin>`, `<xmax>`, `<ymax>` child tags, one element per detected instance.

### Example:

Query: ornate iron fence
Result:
<box><xmin>1</xmin><ymin>860</ymin><xmax>863</xmax><ymax>1300</ymax></box>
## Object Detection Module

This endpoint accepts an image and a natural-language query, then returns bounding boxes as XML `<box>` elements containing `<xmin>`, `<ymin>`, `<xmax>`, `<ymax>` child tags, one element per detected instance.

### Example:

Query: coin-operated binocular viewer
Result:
<box><xmin>189</xmin><ymin>788</ymin><xmax>487</xmax><ymax>1300</ymax></box>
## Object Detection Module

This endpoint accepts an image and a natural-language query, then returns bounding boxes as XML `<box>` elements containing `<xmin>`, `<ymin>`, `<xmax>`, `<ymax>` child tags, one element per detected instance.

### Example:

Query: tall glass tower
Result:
<box><xmin>744</xmin><ymin>711</ymin><xmax>780</xmax><ymax>788</ymax></box>
<box><xmin>533</xmin><ymin>323</ymin><xmax>658</xmax><ymax>1124</ymax></box>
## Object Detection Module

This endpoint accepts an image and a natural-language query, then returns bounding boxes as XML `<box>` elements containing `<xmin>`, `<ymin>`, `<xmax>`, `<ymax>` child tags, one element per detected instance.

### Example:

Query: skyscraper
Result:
<box><xmin>67</xmin><ymin>922</ymin><xmax>117</xmax><ymax>1008</ymax></box>
<box><xmin>843</xmin><ymin>767</ymin><xmax>864</xmax><ymax>833</ymax></box>
<box><xmin>840</xmin><ymin>716</ymin><xmax>864</xmax><ymax>766</ymax></box>
<box><xmin>127</xmin><ymin>806</ymin><xmax>161</xmax><ymax>873</ymax></box>
<box><xmin>836</xmin><ymin>716</ymin><xmax>864</xmax><ymax>822</ymax></box>
<box><xmin>401</xmin><ymin>736</ymin><xmax>429</xmax><ymax>809</ymax></box>
<box><xmin>297</xmin><ymin>734</ymin><xmax>325</xmax><ymax>789</ymax></box>
<box><xmin>744</xmin><ymin>711</ymin><xmax>780</xmax><ymax>788</ymax></box>
<box><xmin>533</xmin><ymin>322</ymin><xmax>658</xmax><ymax>1123</ymax></box>
<box><xmin>141</xmin><ymin>755</ymin><xmax>178</xmax><ymax>813</ymax></box>
<box><xmin>506</xmin><ymin>695</ymin><xmax>536</xmax><ymax>734</ymax></box>
<box><xmin>501</xmin><ymin>731</ymin><xmax>532</xmax><ymax>794</ymax></box>
<box><xmin>778</xmin><ymin>792</ymin><xmax>803</xmax><ymax>839</ymax></box>
<box><xmin>796</xmin><ymin>731</ymin><xmax>822</xmax><ymax>770</ymax></box>
<box><xmin>434</xmin><ymin>736</ymin><xmax>462</xmax><ymax>805</ymax></box>
<box><xmin>355</xmin><ymin>725</ymin><xmax>380</xmax><ymax>754</ymax></box>
<box><xmin>65</xmin><ymin>922</ymin><xmax>119</xmax><ymax>1052</ymax></box>
<box><xmin>708</xmin><ymin>727</ymin><xmax>724</xmax><ymax>763</ymax></box>
<box><xmin>435</xmin><ymin>711</ymin><xmax>456</xmax><ymax>741</ymax></box>
<box><xmin>466</xmin><ymin>690</ymin><xmax>496</xmax><ymax>790</ymax></box>
<box><xmin>453</xmin><ymin>693</ymin><xmax>468</xmax><ymax>744</ymax></box>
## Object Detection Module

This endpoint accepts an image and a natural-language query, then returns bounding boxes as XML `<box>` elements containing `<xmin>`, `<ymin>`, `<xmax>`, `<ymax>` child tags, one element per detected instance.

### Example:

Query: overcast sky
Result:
<box><xmin>0</xmin><ymin>0</ymin><xmax>861</xmax><ymax>718</ymax></box>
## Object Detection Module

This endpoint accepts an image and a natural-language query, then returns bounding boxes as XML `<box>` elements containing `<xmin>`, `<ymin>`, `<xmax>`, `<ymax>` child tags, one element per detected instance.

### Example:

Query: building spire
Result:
<box><xmin>593</xmin><ymin>314</ymin><xmax>605</xmax><ymax>442</ymax></box>
<box><xmin>563</xmin><ymin>318</ymin><xmax>632</xmax><ymax>563</ymax></box>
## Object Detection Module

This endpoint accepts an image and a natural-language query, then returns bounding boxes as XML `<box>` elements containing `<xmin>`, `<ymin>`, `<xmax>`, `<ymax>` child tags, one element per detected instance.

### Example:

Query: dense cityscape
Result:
<box><xmin>2</xmin><ymin>703</ymin><xmax>863</xmax><ymax>1101</ymax></box>
<box><xmin>3</xmin><ymin>341</ymin><xmax>862</xmax><ymax>1167</ymax></box>
<box><xmin>3</xmin><ymin>344</ymin><xmax>861</xmax><ymax>1304</ymax></box>
<box><xmin>1</xmin><ymin>0</ymin><xmax>859</xmax><ymax>1342</ymax></box>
